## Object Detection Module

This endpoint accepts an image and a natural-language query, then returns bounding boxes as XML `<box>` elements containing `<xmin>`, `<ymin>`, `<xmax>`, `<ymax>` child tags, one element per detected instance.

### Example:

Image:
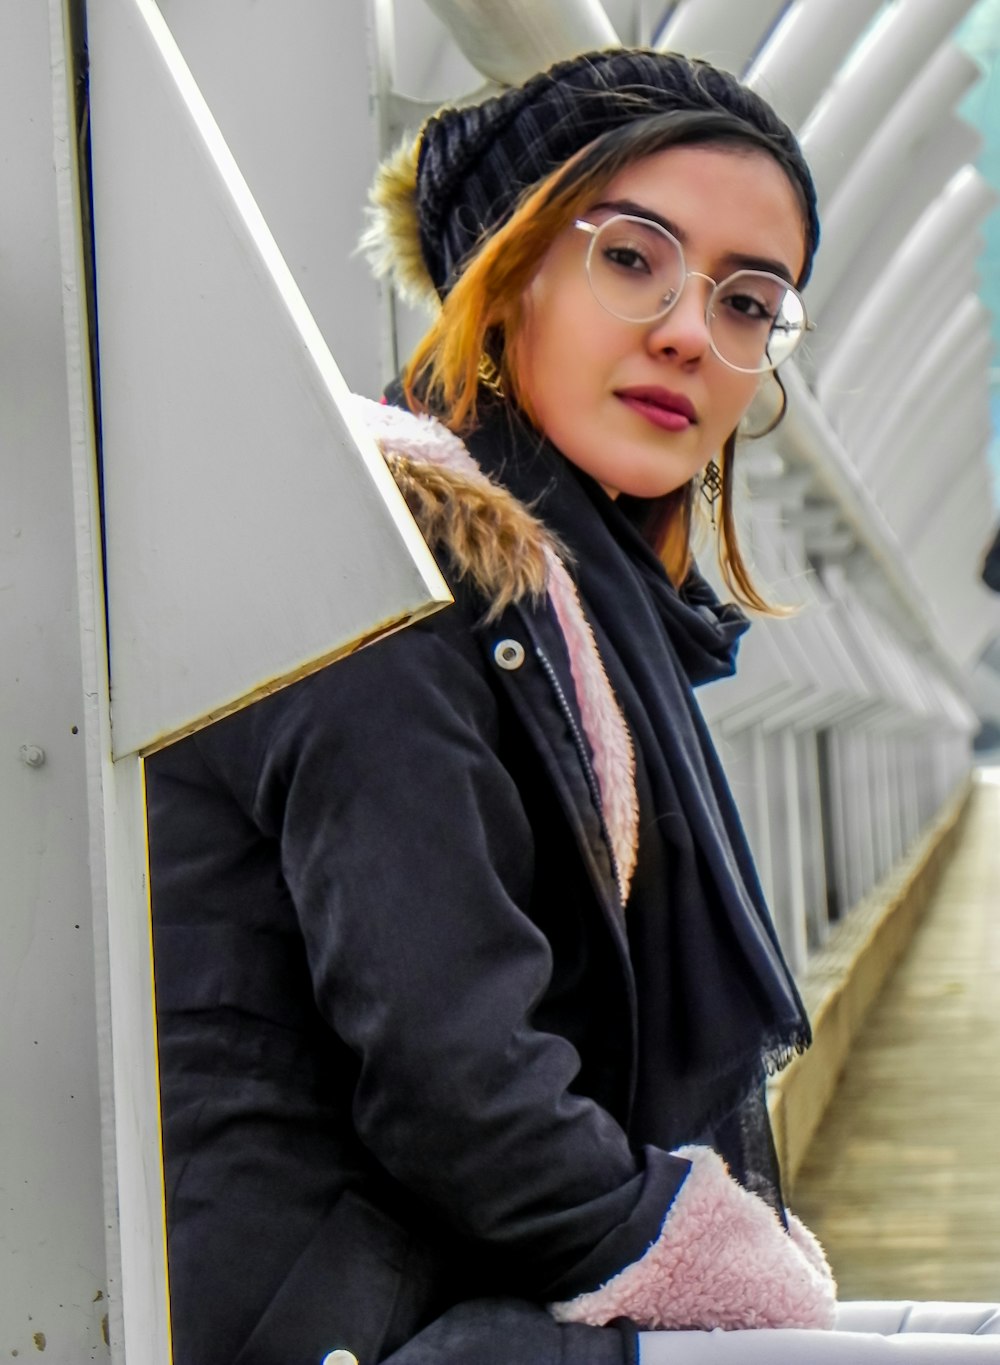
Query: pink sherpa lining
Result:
<box><xmin>355</xmin><ymin>395</ymin><xmax>639</xmax><ymax>902</ymax></box>
<box><xmin>549</xmin><ymin>1145</ymin><xmax>837</xmax><ymax>1332</ymax></box>
<box><xmin>786</xmin><ymin>1211</ymin><xmax>834</xmax><ymax>1280</ymax></box>
<box><xmin>543</xmin><ymin>556</ymin><xmax>637</xmax><ymax>896</ymax></box>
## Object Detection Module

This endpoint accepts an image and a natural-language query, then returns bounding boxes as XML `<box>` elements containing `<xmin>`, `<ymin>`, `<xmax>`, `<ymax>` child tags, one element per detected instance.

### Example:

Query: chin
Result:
<box><xmin>613</xmin><ymin>466</ymin><xmax>699</xmax><ymax>502</ymax></box>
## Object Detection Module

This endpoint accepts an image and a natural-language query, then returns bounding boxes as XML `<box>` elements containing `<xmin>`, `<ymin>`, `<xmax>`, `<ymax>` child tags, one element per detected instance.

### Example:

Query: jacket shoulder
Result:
<box><xmin>354</xmin><ymin>394</ymin><xmax>558</xmax><ymax>621</ymax></box>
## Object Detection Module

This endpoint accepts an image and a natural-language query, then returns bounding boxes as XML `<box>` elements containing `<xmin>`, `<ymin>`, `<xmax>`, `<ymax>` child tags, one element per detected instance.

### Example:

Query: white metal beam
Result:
<box><xmin>907</xmin><ymin>469</ymin><xmax>1000</xmax><ymax>665</ymax></box>
<box><xmin>656</xmin><ymin>0</ymin><xmax>789</xmax><ymax>75</ymax></box>
<box><xmin>158</xmin><ymin>0</ymin><xmax>390</xmax><ymax>395</ymax></box>
<box><xmin>800</xmin><ymin>0</ymin><xmax>977</xmax><ymax>206</ymax></box>
<box><xmin>774</xmin><ymin>364</ymin><xmax>969</xmax><ymax>695</ymax></box>
<box><xmin>822</xmin><ymin>246</ymin><xmax>979</xmax><ymax>451</ymax></box>
<box><xmin>421</xmin><ymin>0</ymin><xmax>619</xmax><ymax>85</ymax></box>
<box><xmin>808</xmin><ymin>115</ymin><xmax>980</xmax><ymax>358</ymax></box>
<box><xmin>816</xmin><ymin>167</ymin><xmax>995</xmax><ymax>418</ymax></box>
<box><xmin>869</xmin><ymin>332</ymin><xmax>991</xmax><ymax>482</ymax></box>
<box><xmin>744</xmin><ymin>0</ymin><xmax>883</xmax><ymax>131</ymax></box>
<box><xmin>805</xmin><ymin>41</ymin><xmax>980</xmax><ymax>317</ymax></box>
<box><xmin>895</xmin><ymin>434</ymin><xmax>993</xmax><ymax>559</ymax></box>
<box><xmin>387</xmin><ymin>0</ymin><xmax>483</xmax><ymax>105</ymax></box>
<box><xmin>858</xmin><ymin>296</ymin><xmax>991</xmax><ymax>468</ymax></box>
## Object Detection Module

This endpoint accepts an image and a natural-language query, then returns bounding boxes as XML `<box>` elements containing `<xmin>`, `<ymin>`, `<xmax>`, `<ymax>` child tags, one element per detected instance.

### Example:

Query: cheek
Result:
<box><xmin>713</xmin><ymin>373</ymin><xmax>760</xmax><ymax>435</ymax></box>
<box><xmin>515</xmin><ymin>293</ymin><xmax>597</xmax><ymax>419</ymax></box>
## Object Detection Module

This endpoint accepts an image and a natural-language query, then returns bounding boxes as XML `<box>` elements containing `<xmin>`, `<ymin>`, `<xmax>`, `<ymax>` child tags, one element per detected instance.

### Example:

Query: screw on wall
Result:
<box><xmin>19</xmin><ymin>744</ymin><xmax>46</xmax><ymax>768</ymax></box>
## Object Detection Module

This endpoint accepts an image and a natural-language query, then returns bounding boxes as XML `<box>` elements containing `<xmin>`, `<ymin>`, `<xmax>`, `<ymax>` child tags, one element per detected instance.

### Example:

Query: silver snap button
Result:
<box><xmin>322</xmin><ymin>1352</ymin><xmax>359</xmax><ymax>1365</ymax></box>
<box><xmin>493</xmin><ymin>639</ymin><xmax>525</xmax><ymax>670</ymax></box>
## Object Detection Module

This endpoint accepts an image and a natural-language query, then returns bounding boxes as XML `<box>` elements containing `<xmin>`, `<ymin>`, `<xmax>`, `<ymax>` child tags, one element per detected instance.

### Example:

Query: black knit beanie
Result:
<box><xmin>361</xmin><ymin>49</ymin><xmax>820</xmax><ymax>309</ymax></box>
<box><xmin>415</xmin><ymin>49</ymin><xmax>819</xmax><ymax>294</ymax></box>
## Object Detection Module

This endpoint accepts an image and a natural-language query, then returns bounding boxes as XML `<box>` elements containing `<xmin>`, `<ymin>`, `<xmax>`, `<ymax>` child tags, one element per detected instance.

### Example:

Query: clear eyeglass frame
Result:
<box><xmin>573</xmin><ymin>214</ymin><xmax>813</xmax><ymax>375</ymax></box>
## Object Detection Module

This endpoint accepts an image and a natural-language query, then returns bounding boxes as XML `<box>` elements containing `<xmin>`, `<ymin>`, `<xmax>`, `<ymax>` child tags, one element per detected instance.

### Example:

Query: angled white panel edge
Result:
<box><xmin>88</xmin><ymin>0</ymin><xmax>450</xmax><ymax>759</ymax></box>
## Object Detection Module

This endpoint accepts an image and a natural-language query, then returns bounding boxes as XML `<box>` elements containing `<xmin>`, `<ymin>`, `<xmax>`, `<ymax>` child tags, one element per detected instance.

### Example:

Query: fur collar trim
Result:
<box><xmin>354</xmin><ymin>395</ymin><xmax>638</xmax><ymax>903</ymax></box>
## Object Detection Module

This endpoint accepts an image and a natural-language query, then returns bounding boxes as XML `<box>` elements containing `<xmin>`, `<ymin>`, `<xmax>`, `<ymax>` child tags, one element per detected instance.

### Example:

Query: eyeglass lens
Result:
<box><xmin>585</xmin><ymin>216</ymin><xmax>806</xmax><ymax>373</ymax></box>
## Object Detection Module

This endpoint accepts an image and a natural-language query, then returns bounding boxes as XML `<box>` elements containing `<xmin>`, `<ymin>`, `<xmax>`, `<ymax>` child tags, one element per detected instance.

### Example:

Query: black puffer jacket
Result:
<box><xmin>146</xmin><ymin>398</ymin><xmax>830</xmax><ymax>1365</ymax></box>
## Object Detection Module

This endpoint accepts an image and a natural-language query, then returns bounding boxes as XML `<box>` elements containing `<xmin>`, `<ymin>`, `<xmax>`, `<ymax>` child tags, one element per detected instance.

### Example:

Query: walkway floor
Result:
<box><xmin>792</xmin><ymin>768</ymin><xmax>1000</xmax><ymax>1301</ymax></box>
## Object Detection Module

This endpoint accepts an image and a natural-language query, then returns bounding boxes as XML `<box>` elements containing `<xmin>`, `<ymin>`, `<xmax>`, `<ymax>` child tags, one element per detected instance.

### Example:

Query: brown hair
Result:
<box><xmin>404</xmin><ymin>111</ymin><xmax>810</xmax><ymax>612</ymax></box>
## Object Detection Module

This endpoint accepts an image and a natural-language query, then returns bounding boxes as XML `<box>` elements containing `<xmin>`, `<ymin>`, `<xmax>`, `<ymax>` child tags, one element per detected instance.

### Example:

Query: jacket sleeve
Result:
<box><xmin>549</xmin><ymin>1147</ymin><xmax>836</xmax><ymax>1330</ymax></box>
<box><xmin>228</xmin><ymin>599</ymin><xmax>687</xmax><ymax>1302</ymax></box>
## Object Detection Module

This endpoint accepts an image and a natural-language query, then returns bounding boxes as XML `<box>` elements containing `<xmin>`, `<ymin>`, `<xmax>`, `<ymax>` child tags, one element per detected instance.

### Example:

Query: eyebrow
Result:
<box><xmin>590</xmin><ymin>197</ymin><xmax>796</xmax><ymax>284</ymax></box>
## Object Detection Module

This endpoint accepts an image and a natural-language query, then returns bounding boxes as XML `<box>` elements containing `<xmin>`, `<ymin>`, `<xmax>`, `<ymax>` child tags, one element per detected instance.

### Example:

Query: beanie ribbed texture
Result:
<box><xmin>414</xmin><ymin>49</ymin><xmax>819</xmax><ymax>297</ymax></box>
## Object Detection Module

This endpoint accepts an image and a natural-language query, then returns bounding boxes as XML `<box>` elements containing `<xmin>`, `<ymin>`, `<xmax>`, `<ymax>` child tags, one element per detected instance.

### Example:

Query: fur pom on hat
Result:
<box><xmin>360</xmin><ymin>47</ymin><xmax>819</xmax><ymax>310</ymax></box>
<box><xmin>357</xmin><ymin>136</ymin><xmax>435</xmax><ymax>310</ymax></box>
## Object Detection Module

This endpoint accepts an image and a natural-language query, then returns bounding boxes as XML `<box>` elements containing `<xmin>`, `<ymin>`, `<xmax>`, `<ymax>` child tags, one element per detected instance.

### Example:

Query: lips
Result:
<box><xmin>615</xmin><ymin>386</ymin><xmax>697</xmax><ymax>433</ymax></box>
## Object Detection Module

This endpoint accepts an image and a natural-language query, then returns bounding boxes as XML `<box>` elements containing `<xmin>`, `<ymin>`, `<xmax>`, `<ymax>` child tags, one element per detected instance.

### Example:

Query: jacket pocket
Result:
<box><xmin>231</xmin><ymin>1188</ymin><xmax>420</xmax><ymax>1365</ymax></box>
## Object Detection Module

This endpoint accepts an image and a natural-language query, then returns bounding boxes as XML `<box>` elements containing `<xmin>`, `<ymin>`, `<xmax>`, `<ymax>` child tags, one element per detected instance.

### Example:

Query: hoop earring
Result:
<box><xmin>740</xmin><ymin>371</ymin><xmax>788</xmax><ymax>440</ymax></box>
<box><xmin>700</xmin><ymin>460</ymin><xmax>722</xmax><ymax>528</ymax></box>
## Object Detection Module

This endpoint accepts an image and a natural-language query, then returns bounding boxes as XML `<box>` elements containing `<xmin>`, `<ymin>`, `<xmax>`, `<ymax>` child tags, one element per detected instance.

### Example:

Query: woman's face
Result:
<box><xmin>514</xmin><ymin>144</ymin><xmax>808</xmax><ymax>500</ymax></box>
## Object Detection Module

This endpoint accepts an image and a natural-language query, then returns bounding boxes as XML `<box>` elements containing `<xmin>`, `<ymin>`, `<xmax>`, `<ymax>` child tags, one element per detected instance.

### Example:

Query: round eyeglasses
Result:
<box><xmin>573</xmin><ymin>214</ymin><xmax>811</xmax><ymax>375</ymax></box>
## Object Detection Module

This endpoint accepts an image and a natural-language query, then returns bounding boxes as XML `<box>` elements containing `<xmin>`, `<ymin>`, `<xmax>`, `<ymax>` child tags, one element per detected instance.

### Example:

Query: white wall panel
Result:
<box><xmin>0</xmin><ymin>4</ymin><xmax>110</xmax><ymax>1357</ymax></box>
<box><xmin>697</xmin><ymin>617</ymin><xmax>807</xmax><ymax>730</ymax></box>
<box><xmin>88</xmin><ymin>0</ymin><xmax>450</xmax><ymax>757</ymax></box>
<box><xmin>907</xmin><ymin>472</ymin><xmax>1000</xmax><ymax>666</ymax></box>
<box><xmin>159</xmin><ymin>0</ymin><xmax>387</xmax><ymax>397</ymax></box>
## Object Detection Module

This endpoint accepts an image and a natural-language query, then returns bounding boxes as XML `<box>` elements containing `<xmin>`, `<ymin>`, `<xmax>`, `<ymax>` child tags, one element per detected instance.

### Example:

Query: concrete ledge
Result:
<box><xmin>768</xmin><ymin>778</ymin><xmax>974</xmax><ymax>1194</ymax></box>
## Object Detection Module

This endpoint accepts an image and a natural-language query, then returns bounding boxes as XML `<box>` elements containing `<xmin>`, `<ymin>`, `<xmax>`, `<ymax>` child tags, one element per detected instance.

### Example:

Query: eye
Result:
<box><xmin>602</xmin><ymin>242</ymin><xmax>653</xmax><ymax>275</ymax></box>
<box><xmin>720</xmin><ymin>290</ymin><xmax>776</xmax><ymax>323</ymax></box>
<box><xmin>715</xmin><ymin>273</ymin><xmax>788</xmax><ymax>329</ymax></box>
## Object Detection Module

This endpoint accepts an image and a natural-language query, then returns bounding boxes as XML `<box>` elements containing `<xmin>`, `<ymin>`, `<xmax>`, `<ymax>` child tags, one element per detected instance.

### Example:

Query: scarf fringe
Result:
<box><xmin>762</xmin><ymin>1030</ymin><xmax>811</xmax><ymax>1078</ymax></box>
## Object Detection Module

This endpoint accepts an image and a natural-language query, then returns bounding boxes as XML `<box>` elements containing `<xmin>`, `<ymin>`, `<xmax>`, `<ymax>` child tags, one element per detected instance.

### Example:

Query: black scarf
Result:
<box><xmin>460</xmin><ymin>402</ymin><xmax>811</xmax><ymax>1158</ymax></box>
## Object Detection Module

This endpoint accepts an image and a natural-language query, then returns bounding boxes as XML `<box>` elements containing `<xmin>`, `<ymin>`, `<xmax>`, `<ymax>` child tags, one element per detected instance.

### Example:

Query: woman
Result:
<box><xmin>147</xmin><ymin>49</ymin><xmax>834</xmax><ymax>1365</ymax></box>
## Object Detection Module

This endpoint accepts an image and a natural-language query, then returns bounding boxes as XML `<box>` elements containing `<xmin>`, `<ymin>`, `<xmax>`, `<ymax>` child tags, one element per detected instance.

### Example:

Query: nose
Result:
<box><xmin>645</xmin><ymin>273</ymin><xmax>713</xmax><ymax>364</ymax></box>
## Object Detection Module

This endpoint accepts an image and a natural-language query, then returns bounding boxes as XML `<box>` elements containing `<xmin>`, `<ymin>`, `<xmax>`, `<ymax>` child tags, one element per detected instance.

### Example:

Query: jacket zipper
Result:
<box><xmin>532</xmin><ymin>640</ymin><xmax>625</xmax><ymax>906</ymax></box>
